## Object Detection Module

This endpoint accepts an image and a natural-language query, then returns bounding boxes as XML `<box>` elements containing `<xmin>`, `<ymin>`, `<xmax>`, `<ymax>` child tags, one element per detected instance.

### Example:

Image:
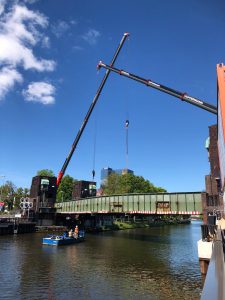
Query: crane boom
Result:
<box><xmin>97</xmin><ymin>61</ymin><xmax>217</xmax><ymax>115</ymax></box>
<box><xmin>57</xmin><ymin>33</ymin><xmax>129</xmax><ymax>186</ymax></box>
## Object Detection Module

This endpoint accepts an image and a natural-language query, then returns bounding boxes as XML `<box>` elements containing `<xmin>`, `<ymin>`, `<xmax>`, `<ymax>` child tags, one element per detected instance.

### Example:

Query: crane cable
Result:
<box><xmin>91</xmin><ymin>69</ymin><xmax>100</xmax><ymax>182</ymax></box>
<box><xmin>124</xmin><ymin>35</ymin><xmax>130</xmax><ymax>172</ymax></box>
<box><xmin>92</xmin><ymin>120</ymin><xmax>97</xmax><ymax>181</ymax></box>
<box><xmin>125</xmin><ymin>119</ymin><xmax>129</xmax><ymax>171</ymax></box>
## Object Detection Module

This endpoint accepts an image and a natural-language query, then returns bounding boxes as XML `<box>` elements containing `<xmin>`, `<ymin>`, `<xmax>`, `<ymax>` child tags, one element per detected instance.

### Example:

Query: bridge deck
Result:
<box><xmin>55</xmin><ymin>192</ymin><xmax>202</xmax><ymax>215</ymax></box>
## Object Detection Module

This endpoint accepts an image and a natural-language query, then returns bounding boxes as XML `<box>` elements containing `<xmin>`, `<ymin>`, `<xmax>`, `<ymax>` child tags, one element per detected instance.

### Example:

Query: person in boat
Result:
<box><xmin>74</xmin><ymin>225</ymin><xmax>79</xmax><ymax>239</ymax></box>
<box><xmin>68</xmin><ymin>229</ymin><xmax>73</xmax><ymax>237</ymax></box>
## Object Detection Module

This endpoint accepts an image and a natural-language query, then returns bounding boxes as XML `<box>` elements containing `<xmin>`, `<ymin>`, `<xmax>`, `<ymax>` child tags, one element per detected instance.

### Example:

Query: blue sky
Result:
<box><xmin>0</xmin><ymin>0</ymin><xmax>224</xmax><ymax>192</ymax></box>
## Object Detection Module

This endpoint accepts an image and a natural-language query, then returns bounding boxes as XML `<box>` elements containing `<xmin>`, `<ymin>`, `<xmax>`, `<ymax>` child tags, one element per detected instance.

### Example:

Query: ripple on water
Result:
<box><xmin>0</xmin><ymin>224</ymin><xmax>202</xmax><ymax>300</ymax></box>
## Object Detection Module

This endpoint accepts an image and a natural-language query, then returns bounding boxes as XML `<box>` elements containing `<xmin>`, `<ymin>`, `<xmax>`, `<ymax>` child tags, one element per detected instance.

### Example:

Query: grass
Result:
<box><xmin>113</xmin><ymin>221</ymin><xmax>150</xmax><ymax>230</ymax></box>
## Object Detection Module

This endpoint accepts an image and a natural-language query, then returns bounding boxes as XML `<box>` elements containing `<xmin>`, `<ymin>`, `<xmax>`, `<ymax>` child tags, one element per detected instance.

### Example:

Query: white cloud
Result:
<box><xmin>23</xmin><ymin>0</ymin><xmax>40</xmax><ymax>4</ymax></box>
<box><xmin>42</xmin><ymin>36</ymin><xmax>50</xmax><ymax>48</ymax></box>
<box><xmin>0</xmin><ymin>5</ymin><xmax>54</xmax><ymax>68</ymax></box>
<box><xmin>70</xmin><ymin>20</ymin><xmax>77</xmax><ymax>26</ymax></box>
<box><xmin>52</xmin><ymin>20</ymin><xmax>70</xmax><ymax>38</ymax></box>
<box><xmin>73</xmin><ymin>45</ymin><xmax>83</xmax><ymax>51</ymax></box>
<box><xmin>0</xmin><ymin>2</ymin><xmax>56</xmax><ymax>101</ymax></box>
<box><xmin>0</xmin><ymin>0</ymin><xmax>6</xmax><ymax>16</ymax></box>
<box><xmin>0</xmin><ymin>35</ymin><xmax>55</xmax><ymax>71</ymax></box>
<box><xmin>0</xmin><ymin>66</ymin><xmax>23</xmax><ymax>98</ymax></box>
<box><xmin>23</xmin><ymin>81</ymin><xmax>55</xmax><ymax>105</ymax></box>
<box><xmin>51</xmin><ymin>19</ymin><xmax>77</xmax><ymax>38</ymax></box>
<box><xmin>82</xmin><ymin>29</ymin><xmax>100</xmax><ymax>45</ymax></box>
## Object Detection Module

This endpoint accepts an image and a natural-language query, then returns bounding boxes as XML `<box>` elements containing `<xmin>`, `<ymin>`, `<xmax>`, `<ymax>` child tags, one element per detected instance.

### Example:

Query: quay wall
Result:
<box><xmin>0</xmin><ymin>220</ymin><xmax>36</xmax><ymax>235</ymax></box>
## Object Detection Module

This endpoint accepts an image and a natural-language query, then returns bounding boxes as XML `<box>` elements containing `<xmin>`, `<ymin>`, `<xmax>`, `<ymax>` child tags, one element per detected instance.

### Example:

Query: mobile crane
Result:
<box><xmin>56</xmin><ymin>33</ymin><xmax>129</xmax><ymax>186</ymax></box>
<box><xmin>57</xmin><ymin>33</ymin><xmax>218</xmax><ymax>187</ymax></box>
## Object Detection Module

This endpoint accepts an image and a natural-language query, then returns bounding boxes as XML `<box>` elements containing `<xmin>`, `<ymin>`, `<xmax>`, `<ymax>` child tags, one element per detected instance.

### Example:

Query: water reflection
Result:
<box><xmin>0</xmin><ymin>222</ymin><xmax>202</xmax><ymax>300</ymax></box>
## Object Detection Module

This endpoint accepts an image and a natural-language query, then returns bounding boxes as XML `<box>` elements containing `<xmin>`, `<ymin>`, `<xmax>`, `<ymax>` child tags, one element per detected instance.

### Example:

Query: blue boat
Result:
<box><xmin>42</xmin><ymin>230</ymin><xmax>85</xmax><ymax>246</ymax></box>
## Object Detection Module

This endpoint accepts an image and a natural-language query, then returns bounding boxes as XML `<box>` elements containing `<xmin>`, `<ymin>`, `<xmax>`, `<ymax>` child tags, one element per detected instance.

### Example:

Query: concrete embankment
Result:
<box><xmin>0</xmin><ymin>222</ymin><xmax>36</xmax><ymax>235</ymax></box>
<box><xmin>0</xmin><ymin>223</ymin><xmax>67</xmax><ymax>235</ymax></box>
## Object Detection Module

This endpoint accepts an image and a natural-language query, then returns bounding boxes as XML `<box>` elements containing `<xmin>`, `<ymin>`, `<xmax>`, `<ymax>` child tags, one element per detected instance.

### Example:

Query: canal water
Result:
<box><xmin>0</xmin><ymin>221</ymin><xmax>202</xmax><ymax>300</ymax></box>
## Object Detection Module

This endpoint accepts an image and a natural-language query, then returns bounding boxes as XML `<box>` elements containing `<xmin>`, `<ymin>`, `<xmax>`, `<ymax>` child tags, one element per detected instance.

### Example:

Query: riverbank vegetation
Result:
<box><xmin>86</xmin><ymin>216</ymin><xmax>191</xmax><ymax>233</ymax></box>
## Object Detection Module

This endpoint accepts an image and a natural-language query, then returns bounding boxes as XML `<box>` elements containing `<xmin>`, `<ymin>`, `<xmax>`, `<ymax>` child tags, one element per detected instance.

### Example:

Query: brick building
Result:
<box><xmin>202</xmin><ymin>125</ymin><xmax>224</xmax><ymax>223</ymax></box>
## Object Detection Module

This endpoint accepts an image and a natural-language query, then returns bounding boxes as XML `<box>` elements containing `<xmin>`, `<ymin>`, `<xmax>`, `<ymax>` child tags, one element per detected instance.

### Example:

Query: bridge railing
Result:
<box><xmin>55</xmin><ymin>192</ymin><xmax>202</xmax><ymax>214</ymax></box>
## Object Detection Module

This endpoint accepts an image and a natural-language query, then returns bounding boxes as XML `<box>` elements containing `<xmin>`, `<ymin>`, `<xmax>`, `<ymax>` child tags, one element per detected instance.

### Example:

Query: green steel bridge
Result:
<box><xmin>56</xmin><ymin>192</ymin><xmax>202</xmax><ymax>215</ymax></box>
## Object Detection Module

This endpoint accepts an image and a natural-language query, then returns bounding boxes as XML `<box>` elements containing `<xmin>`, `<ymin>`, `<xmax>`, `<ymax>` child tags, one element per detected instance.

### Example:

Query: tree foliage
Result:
<box><xmin>37</xmin><ymin>169</ymin><xmax>55</xmax><ymax>176</ymax></box>
<box><xmin>0</xmin><ymin>180</ymin><xmax>16</xmax><ymax>197</ymax></box>
<box><xmin>0</xmin><ymin>181</ymin><xmax>30</xmax><ymax>211</ymax></box>
<box><xmin>102</xmin><ymin>173</ymin><xmax>166</xmax><ymax>195</ymax></box>
<box><xmin>13</xmin><ymin>187</ymin><xmax>30</xmax><ymax>209</ymax></box>
<box><xmin>56</xmin><ymin>175</ymin><xmax>76</xmax><ymax>202</ymax></box>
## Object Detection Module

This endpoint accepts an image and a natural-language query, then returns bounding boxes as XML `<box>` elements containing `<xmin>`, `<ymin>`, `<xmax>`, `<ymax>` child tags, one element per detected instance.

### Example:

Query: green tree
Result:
<box><xmin>102</xmin><ymin>173</ymin><xmax>119</xmax><ymax>195</ymax></box>
<box><xmin>24</xmin><ymin>188</ymin><xmax>29</xmax><ymax>196</ymax></box>
<box><xmin>0</xmin><ymin>181</ymin><xmax>30</xmax><ymax>212</ymax></box>
<box><xmin>0</xmin><ymin>180</ymin><xmax>16</xmax><ymax>196</ymax></box>
<box><xmin>102</xmin><ymin>173</ymin><xmax>166</xmax><ymax>195</ymax></box>
<box><xmin>56</xmin><ymin>175</ymin><xmax>76</xmax><ymax>202</ymax></box>
<box><xmin>37</xmin><ymin>169</ymin><xmax>55</xmax><ymax>176</ymax></box>
<box><xmin>0</xmin><ymin>181</ymin><xmax>17</xmax><ymax>211</ymax></box>
<box><xmin>13</xmin><ymin>187</ymin><xmax>30</xmax><ymax>209</ymax></box>
<box><xmin>13</xmin><ymin>187</ymin><xmax>24</xmax><ymax>209</ymax></box>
